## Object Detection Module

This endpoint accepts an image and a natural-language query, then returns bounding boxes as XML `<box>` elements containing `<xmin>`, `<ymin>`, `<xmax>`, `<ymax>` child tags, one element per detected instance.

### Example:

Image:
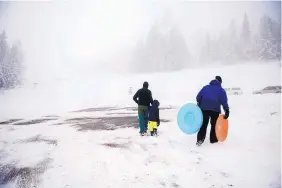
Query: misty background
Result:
<box><xmin>0</xmin><ymin>0</ymin><xmax>281</xmax><ymax>88</ymax></box>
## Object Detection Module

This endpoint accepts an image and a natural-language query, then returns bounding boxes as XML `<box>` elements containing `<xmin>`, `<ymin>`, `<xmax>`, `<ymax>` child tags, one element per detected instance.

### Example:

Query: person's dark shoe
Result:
<box><xmin>154</xmin><ymin>129</ymin><xmax>158</xmax><ymax>136</ymax></box>
<box><xmin>210</xmin><ymin>140</ymin><xmax>218</xmax><ymax>144</ymax></box>
<box><xmin>196</xmin><ymin>140</ymin><xmax>203</xmax><ymax>146</ymax></box>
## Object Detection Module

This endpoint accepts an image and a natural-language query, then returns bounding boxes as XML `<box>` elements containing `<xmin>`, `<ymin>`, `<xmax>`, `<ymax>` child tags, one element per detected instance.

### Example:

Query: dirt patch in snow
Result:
<box><xmin>67</xmin><ymin>116</ymin><xmax>139</xmax><ymax>131</ymax></box>
<box><xmin>13</xmin><ymin>118</ymin><xmax>58</xmax><ymax>126</ymax></box>
<box><xmin>106</xmin><ymin>112</ymin><xmax>137</xmax><ymax>115</ymax></box>
<box><xmin>0</xmin><ymin>158</ymin><xmax>52</xmax><ymax>188</ymax></box>
<box><xmin>101</xmin><ymin>142</ymin><xmax>131</xmax><ymax>149</ymax></box>
<box><xmin>65</xmin><ymin>116</ymin><xmax>171</xmax><ymax>132</ymax></box>
<box><xmin>43</xmin><ymin>115</ymin><xmax>60</xmax><ymax>118</ymax></box>
<box><xmin>72</xmin><ymin>107</ymin><xmax>118</xmax><ymax>113</ymax></box>
<box><xmin>73</xmin><ymin>106</ymin><xmax>175</xmax><ymax>113</ymax></box>
<box><xmin>17</xmin><ymin>135</ymin><xmax>58</xmax><ymax>145</ymax></box>
<box><xmin>0</xmin><ymin>149</ymin><xmax>8</xmax><ymax>161</ymax></box>
<box><xmin>0</xmin><ymin>119</ymin><xmax>23</xmax><ymax>125</ymax></box>
<box><xmin>171</xmin><ymin>182</ymin><xmax>180</xmax><ymax>188</ymax></box>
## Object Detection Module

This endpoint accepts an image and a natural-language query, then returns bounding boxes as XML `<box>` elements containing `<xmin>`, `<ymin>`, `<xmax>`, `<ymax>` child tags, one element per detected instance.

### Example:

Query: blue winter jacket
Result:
<box><xmin>196</xmin><ymin>80</ymin><xmax>229</xmax><ymax>113</ymax></box>
<box><xmin>148</xmin><ymin>100</ymin><xmax>160</xmax><ymax>124</ymax></box>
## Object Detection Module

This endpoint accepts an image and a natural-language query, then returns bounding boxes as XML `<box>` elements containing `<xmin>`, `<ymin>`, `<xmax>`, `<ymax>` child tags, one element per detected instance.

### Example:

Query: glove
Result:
<box><xmin>224</xmin><ymin>109</ymin><xmax>229</xmax><ymax>119</ymax></box>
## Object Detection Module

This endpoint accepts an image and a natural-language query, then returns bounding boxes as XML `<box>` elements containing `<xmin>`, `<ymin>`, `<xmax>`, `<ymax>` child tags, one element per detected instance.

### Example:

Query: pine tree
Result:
<box><xmin>240</xmin><ymin>13</ymin><xmax>252</xmax><ymax>60</ymax></box>
<box><xmin>0</xmin><ymin>31</ymin><xmax>23</xmax><ymax>89</ymax></box>
<box><xmin>145</xmin><ymin>22</ymin><xmax>165</xmax><ymax>72</ymax></box>
<box><xmin>133</xmin><ymin>20</ymin><xmax>190</xmax><ymax>72</ymax></box>
<box><xmin>258</xmin><ymin>15</ymin><xmax>280</xmax><ymax>60</ymax></box>
<box><xmin>7</xmin><ymin>44</ymin><xmax>22</xmax><ymax>88</ymax></box>
<box><xmin>0</xmin><ymin>31</ymin><xmax>9</xmax><ymax>88</ymax></box>
<box><xmin>0</xmin><ymin>31</ymin><xmax>9</xmax><ymax>63</ymax></box>
<box><xmin>200</xmin><ymin>33</ymin><xmax>212</xmax><ymax>64</ymax></box>
<box><xmin>225</xmin><ymin>19</ymin><xmax>240</xmax><ymax>63</ymax></box>
<box><xmin>167</xmin><ymin>27</ymin><xmax>190</xmax><ymax>70</ymax></box>
<box><xmin>271</xmin><ymin>20</ymin><xmax>281</xmax><ymax>60</ymax></box>
<box><xmin>241</xmin><ymin>13</ymin><xmax>251</xmax><ymax>44</ymax></box>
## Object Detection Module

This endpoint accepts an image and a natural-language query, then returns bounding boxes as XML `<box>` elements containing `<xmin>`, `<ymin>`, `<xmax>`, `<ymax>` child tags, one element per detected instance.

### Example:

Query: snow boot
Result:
<box><xmin>210</xmin><ymin>140</ymin><xmax>218</xmax><ymax>144</ymax></box>
<box><xmin>153</xmin><ymin>128</ymin><xmax>158</xmax><ymax>136</ymax></box>
<box><xmin>196</xmin><ymin>140</ymin><xmax>203</xmax><ymax>146</ymax></box>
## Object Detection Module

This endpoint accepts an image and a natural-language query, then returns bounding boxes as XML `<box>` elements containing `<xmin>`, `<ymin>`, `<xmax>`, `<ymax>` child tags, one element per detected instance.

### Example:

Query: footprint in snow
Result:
<box><xmin>171</xmin><ymin>182</ymin><xmax>180</xmax><ymax>188</ymax></box>
<box><xmin>159</xmin><ymin>181</ymin><xmax>166</xmax><ymax>186</ymax></box>
<box><xmin>220</xmin><ymin>172</ymin><xmax>230</xmax><ymax>178</ymax></box>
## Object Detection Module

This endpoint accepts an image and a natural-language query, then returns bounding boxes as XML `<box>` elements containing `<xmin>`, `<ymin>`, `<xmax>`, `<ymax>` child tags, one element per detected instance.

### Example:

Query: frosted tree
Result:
<box><xmin>211</xmin><ymin>35</ymin><xmax>221</xmax><ymax>62</ymax></box>
<box><xmin>200</xmin><ymin>33</ymin><xmax>221</xmax><ymax>64</ymax></box>
<box><xmin>6</xmin><ymin>43</ymin><xmax>23</xmax><ymax>88</ymax></box>
<box><xmin>132</xmin><ymin>20</ymin><xmax>190</xmax><ymax>72</ymax></box>
<box><xmin>131</xmin><ymin>40</ymin><xmax>146</xmax><ymax>73</ymax></box>
<box><xmin>272</xmin><ymin>19</ymin><xmax>281</xmax><ymax>40</ymax></box>
<box><xmin>240</xmin><ymin>13</ymin><xmax>252</xmax><ymax>60</ymax></box>
<box><xmin>132</xmin><ymin>22</ymin><xmax>164</xmax><ymax>73</ymax></box>
<box><xmin>0</xmin><ymin>31</ymin><xmax>9</xmax><ymax>88</ymax></box>
<box><xmin>145</xmin><ymin>22</ymin><xmax>165</xmax><ymax>72</ymax></box>
<box><xmin>166</xmin><ymin>27</ymin><xmax>190</xmax><ymax>70</ymax></box>
<box><xmin>252</xmin><ymin>34</ymin><xmax>261</xmax><ymax>61</ymax></box>
<box><xmin>224</xmin><ymin>20</ymin><xmax>240</xmax><ymax>63</ymax></box>
<box><xmin>241</xmin><ymin>13</ymin><xmax>251</xmax><ymax>44</ymax></box>
<box><xmin>200</xmin><ymin>33</ymin><xmax>212</xmax><ymax>64</ymax></box>
<box><xmin>272</xmin><ymin>20</ymin><xmax>281</xmax><ymax>60</ymax></box>
<box><xmin>0</xmin><ymin>31</ymin><xmax>23</xmax><ymax>89</ymax></box>
<box><xmin>258</xmin><ymin>15</ymin><xmax>281</xmax><ymax>60</ymax></box>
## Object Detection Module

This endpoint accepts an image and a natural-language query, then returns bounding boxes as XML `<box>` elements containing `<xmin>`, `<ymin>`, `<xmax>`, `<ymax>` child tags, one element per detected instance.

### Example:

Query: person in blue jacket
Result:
<box><xmin>148</xmin><ymin>100</ymin><xmax>160</xmax><ymax>136</ymax></box>
<box><xmin>196</xmin><ymin>76</ymin><xmax>230</xmax><ymax>146</ymax></box>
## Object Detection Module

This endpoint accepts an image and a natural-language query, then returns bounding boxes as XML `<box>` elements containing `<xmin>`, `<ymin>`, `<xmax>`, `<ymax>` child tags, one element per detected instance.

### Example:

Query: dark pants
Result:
<box><xmin>138</xmin><ymin>105</ymin><xmax>149</xmax><ymax>133</ymax></box>
<box><xmin>197</xmin><ymin>110</ymin><xmax>220</xmax><ymax>143</ymax></box>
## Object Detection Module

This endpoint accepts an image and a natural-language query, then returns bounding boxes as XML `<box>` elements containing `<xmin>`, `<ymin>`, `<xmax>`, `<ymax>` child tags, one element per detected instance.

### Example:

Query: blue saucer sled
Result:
<box><xmin>177</xmin><ymin>102</ymin><xmax>203</xmax><ymax>134</ymax></box>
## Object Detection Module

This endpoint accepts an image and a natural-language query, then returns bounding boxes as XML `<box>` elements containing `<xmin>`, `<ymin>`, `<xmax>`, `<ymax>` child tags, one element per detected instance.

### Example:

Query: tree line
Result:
<box><xmin>0</xmin><ymin>31</ymin><xmax>23</xmax><ymax>90</ymax></box>
<box><xmin>200</xmin><ymin>13</ymin><xmax>281</xmax><ymax>65</ymax></box>
<box><xmin>132</xmin><ymin>13</ymin><xmax>281</xmax><ymax>72</ymax></box>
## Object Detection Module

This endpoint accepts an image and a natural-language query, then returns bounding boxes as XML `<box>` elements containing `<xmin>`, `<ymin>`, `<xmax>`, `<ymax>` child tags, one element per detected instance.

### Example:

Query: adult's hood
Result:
<box><xmin>209</xmin><ymin>79</ymin><xmax>222</xmax><ymax>86</ymax></box>
<box><xmin>143</xmin><ymin>81</ymin><xmax>149</xmax><ymax>89</ymax></box>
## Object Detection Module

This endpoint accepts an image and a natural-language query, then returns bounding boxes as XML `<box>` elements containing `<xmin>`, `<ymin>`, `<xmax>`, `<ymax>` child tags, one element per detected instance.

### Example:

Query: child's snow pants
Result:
<box><xmin>149</xmin><ymin>121</ymin><xmax>158</xmax><ymax>132</ymax></box>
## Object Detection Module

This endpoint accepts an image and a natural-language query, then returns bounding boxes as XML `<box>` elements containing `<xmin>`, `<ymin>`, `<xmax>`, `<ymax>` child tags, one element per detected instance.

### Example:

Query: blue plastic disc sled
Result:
<box><xmin>177</xmin><ymin>102</ymin><xmax>203</xmax><ymax>134</ymax></box>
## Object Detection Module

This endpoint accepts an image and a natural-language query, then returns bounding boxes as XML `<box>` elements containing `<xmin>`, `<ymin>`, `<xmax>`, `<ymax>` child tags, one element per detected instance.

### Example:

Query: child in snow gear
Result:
<box><xmin>133</xmin><ymin>81</ymin><xmax>154</xmax><ymax>136</ymax></box>
<box><xmin>196</xmin><ymin>76</ymin><xmax>230</xmax><ymax>146</ymax></box>
<box><xmin>148</xmin><ymin>100</ymin><xmax>160</xmax><ymax>136</ymax></box>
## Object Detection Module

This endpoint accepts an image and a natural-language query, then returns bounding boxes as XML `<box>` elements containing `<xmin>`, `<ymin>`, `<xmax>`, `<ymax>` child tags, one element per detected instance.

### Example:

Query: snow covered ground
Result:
<box><xmin>0</xmin><ymin>62</ymin><xmax>281</xmax><ymax>188</ymax></box>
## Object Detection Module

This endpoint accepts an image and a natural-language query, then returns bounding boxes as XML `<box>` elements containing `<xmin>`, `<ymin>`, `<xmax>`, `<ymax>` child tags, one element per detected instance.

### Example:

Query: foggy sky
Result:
<box><xmin>0</xmin><ymin>0</ymin><xmax>280</xmax><ymax>81</ymax></box>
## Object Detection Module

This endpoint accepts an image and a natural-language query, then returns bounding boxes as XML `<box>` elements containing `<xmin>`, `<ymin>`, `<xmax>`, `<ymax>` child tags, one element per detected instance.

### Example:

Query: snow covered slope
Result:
<box><xmin>0</xmin><ymin>62</ymin><xmax>281</xmax><ymax>188</ymax></box>
<box><xmin>0</xmin><ymin>62</ymin><xmax>280</xmax><ymax>118</ymax></box>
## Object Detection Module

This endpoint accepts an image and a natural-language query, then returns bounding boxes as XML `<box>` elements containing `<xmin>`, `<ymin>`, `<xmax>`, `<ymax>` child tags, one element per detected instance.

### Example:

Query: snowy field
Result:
<box><xmin>0</xmin><ymin>62</ymin><xmax>281</xmax><ymax>188</ymax></box>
